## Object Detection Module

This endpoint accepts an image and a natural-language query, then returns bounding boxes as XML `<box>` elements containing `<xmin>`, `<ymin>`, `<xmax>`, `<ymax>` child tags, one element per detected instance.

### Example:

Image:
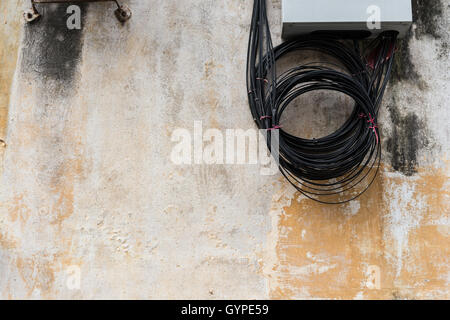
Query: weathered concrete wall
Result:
<box><xmin>0</xmin><ymin>0</ymin><xmax>448</xmax><ymax>299</ymax></box>
<box><xmin>0</xmin><ymin>1</ymin><xmax>21</xmax><ymax>165</ymax></box>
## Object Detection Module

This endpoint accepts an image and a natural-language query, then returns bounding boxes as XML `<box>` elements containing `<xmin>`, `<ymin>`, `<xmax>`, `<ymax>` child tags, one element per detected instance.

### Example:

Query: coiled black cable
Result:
<box><xmin>247</xmin><ymin>0</ymin><xmax>397</xmax><ymax>204</ymax></box>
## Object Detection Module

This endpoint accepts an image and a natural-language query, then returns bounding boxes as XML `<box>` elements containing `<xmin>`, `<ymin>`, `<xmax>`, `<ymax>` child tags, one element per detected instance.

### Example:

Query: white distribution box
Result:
<box><xmin>282</xmin><ymin>0</ymin><xmax>413</xmax><ymax>39</ymax></box>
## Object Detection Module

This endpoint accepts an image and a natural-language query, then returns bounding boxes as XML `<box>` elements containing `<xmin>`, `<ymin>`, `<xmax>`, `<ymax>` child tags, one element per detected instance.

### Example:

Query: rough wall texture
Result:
<box><xmin>0</xmin><ymin>0</ymin><xmax>448</xmax><ymax>299</ymax></box>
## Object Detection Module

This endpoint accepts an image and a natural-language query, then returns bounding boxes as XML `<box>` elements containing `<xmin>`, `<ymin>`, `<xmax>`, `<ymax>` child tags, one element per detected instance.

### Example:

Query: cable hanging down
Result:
<box><xmin>246</xmin><ymin>0</ymin><xmax>397</xmax><ymax>204</ymax></box>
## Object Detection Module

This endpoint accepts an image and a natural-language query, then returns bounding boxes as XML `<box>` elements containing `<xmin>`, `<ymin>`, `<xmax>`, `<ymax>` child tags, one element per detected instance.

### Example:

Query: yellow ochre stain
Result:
<box><xmin>266</xmin><ymin>164</ymin><xmax>449</xmax><ymax>300</ymax></box>
<box><xmin>0</xmin><ymin>1</ymin><xmax>21</xmax><ymax>143</ymax></box>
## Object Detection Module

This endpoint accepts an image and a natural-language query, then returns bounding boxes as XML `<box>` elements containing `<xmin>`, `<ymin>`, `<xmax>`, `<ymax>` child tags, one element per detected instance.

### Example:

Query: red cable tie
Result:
<box><xmin>260</xmin><ymin>116</ymin><xmax>272</xmax><ymax>120</ymax></box>
<box><xmin>268</xmin><ymin>125</ymin><xmax>282</xmax><ymax>131</ymax></box>
<box><xmin>367</xmin><ymin>113</ymin><xmax>379</xmax><ymax>145</ymax></box>
<box><xmin>256</xmin><ymin>78</ymin><xmax>269</xmax><ymax>84</ymax></box>
<box><xmin>367</xmin><ymin>113</ymin><xmax>376</xmax><ymax>125</ymax></box>
<box><xmin>369</xmin><ymin>124</ymin><xmax>379</xmax><ymax>145</ymax></box>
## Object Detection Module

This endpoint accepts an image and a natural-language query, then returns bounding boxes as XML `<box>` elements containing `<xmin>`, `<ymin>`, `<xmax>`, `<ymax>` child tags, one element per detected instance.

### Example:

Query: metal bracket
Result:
<box><xmin>114</xmin><ymin>2</ymin><xmax>132</xmax><ymax>23</ymax></box>
<box><xmin>24</xmin><ymin>3</ymin><xmax>41</xmax><ymax>23</ymax></box>
<box><xmin>24</xmin><ymin>0</ymin><xmax>132</xmax><ymax>23</ymax></box>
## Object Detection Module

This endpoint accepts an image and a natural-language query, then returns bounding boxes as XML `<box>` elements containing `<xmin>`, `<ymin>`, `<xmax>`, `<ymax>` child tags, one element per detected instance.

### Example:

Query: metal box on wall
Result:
<box><xmin>282</xmin><ymin>0</ymin><xmax>413</xmax><ymax>39</ymax></box>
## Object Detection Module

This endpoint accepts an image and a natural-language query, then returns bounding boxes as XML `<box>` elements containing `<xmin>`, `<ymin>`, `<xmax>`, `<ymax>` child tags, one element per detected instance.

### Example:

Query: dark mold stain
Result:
<box><xmin>385</xmin><ymin>0</ymin><xmax>442</xmax><ymax>176</ymax></box>
<box><xmin>437</xmin><ymin>41</ymin><xmax>449</xmax><ymax>60</ymax></box>
<box><xmin>21</xmin><ymin>3</ymin><xmax>88</xmax><ymax>83</ymax></box>
<box><xmin>412</xmin><ymin>0</ymin><xmax>445</xmax><ymax>40</ymax></box>
<box><xmin>19</xmin><ymin>4</ymin><xmax>90</xmax><ymax>191</ymax></box>
<box><xmin>385</xmin><ymin>103</ymin><xmax>428</xmax><ymax>176</ymax></box>
<box><xmin>391</xmin><ymin>0</ymin><xmax>446</xmax><ymax>84</ymax></box>
<box><xmin>390</xmin><ymin>29</ymin><xmax>421</xmax><ymax>85</ymax></box>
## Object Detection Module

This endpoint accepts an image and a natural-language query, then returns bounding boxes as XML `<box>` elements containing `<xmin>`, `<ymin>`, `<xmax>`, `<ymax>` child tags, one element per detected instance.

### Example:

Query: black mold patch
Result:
<box><xmin>412</xmin><ymin>0</ymin><xmax>444</xmax><ymax>39</ymax></box>
<box><xmin>385</xmin><ymin>104</ymin><xmax>428</xmax><ymax>176</ymax></box>
<box><xmin>391</xmin><ymin>29</ymin><xmax>421</xmax><ymax>85</ymax></box>
<box><xmin>391</xmin><ymin>0</ymin><xmax>446</xmax><ymax>84</ymax></box>
<box><xmin>21</xmin><ymin>3</ymin><xmax>88</xmax><ymax>83</ymax></box>
<box><xmin>437</xmin><ymin>41</ymin><xmax>449</xmax><ymax>60</ymax></box>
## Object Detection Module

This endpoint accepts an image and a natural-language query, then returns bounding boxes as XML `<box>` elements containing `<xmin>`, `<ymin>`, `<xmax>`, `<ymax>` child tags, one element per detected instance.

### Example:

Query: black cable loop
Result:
<box><xmin>247</xmin><ymin>0</ymin><xmax>397</xmax><ymax>204</ymax></box>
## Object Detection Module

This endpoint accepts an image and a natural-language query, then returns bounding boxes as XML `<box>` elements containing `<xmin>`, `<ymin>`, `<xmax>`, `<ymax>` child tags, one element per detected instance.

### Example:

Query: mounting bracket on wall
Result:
<box><xmin>24</xmin><ymin>0</ymin><xmax>132</xmax><ymax>23</ymax></box>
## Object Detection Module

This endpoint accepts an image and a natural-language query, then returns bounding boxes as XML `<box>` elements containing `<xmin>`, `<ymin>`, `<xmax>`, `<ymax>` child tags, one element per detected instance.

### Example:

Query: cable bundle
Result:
<box><xmin>247</xmin><ymin>0</ymin><xmax>397</xmax><ymax>204</ymax></box>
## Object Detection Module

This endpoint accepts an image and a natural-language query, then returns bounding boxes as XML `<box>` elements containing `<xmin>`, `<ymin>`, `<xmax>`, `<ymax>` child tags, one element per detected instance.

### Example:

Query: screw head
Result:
<box><xmin>115</xmin><ymin>5</ymin><xmax>132</xmax><ymax>23</ymax></box>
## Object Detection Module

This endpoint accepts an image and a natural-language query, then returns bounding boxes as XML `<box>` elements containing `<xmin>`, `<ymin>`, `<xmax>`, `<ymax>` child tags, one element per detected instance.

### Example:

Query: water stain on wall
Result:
<box><xmin>386</xmin><ymin>104</ymin><xmax>427</xmax><ymax>176</ymax></box>
<box><xmin>16</xmin><ymin>256</ymin><xmax>55</xmax><ymax>297</ymax></box>
<box><xmin>21</xmin><ymin>3</ymin><xmax>88</xmax><ymax>84</ymax></box>
<box><xmin>18</xmin><ymin>3</ymin><xmax>90</xmax><ymax>225</ymax></box>
<box><xmin>0</xmin><ymin>3</ymin><xmax>91</xmax><ymax>299</ymax></box>
<box><xmin>391</xmin><ymin>0</ymin><xmax>446</xmax><ymax>84</ymax></box>
<box><xmin>386</xmin><ymin>0</ymin><xmax>446</xmax><ymax>175</ymax></box>
<box><xmin>0</xmin><ymin>0</ymin><xmax>448</xmax><ymax>300</ymax></box>
<box><xmin>266</xmin><ymin>164</ymin><xmax>449</xmax><ymax>299</ymax></box>
<box><xmin>391</xmin><ymin>29</ymin><xmax>421</xmax><ymax>85</ymax></box>
<box><xmin>0</xmin><ymin>1</ymin><xmax>22</xmax><ymax>155</ymax></box>
<box><xmin>412</xmin><ymin>0</ymin><xmax>444</xmax><ymax>39</ymax></box>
